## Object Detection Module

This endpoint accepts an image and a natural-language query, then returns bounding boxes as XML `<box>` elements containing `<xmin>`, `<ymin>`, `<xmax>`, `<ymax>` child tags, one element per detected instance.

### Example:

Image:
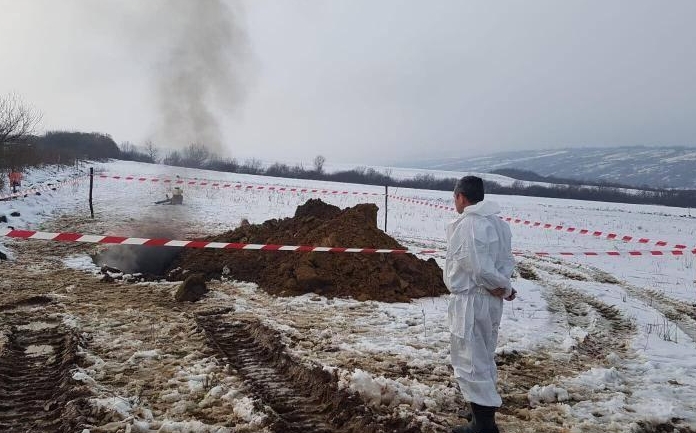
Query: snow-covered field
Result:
<box><xmin>1</xmin><ymin>160</ymin><xmax>695</xmax><ymax>432</ymax></box>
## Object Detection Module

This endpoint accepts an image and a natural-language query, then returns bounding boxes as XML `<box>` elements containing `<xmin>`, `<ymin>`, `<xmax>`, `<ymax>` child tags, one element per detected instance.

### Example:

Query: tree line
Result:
<box><xmin>115</xmin><ymin>142</ymin><xmax>696</xmax><ymax>209</ymax></box>
<box><xmin>490</xmin><ymin>168</ymin><xmax>663</xmax><ymax>192</ymax></box>
<box><xmin>1</xmin><ymin>94</ymin><xmax>694</xmax><ymax>209</ymax></box>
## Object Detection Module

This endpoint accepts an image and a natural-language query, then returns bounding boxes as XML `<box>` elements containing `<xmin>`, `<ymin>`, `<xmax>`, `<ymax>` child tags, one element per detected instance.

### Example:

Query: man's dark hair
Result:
<box><xmin>454</xmin><ymin>176</ymin><xmax>484</xmax><ymax>203</ymax></box>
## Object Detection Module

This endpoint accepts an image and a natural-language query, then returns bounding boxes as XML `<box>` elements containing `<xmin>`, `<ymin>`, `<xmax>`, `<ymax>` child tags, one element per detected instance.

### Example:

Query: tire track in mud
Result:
<box><xmin>544</xmin><ymin>284</ymin><xmax>635</xmax><ymax>354</ymax></box>
<box><xmin>0</xmin><ymin>297</ymin><xmax>90</xmax><ymax>433</ymax></box>
<box><xmin>495</xmin><ymin>258</ymin><xmax>637</xmax><ymax>419</ymax></box>
<box><xmin>585</xmin><ymin>264</ymin><xmax>696</xmax><ymax>345</ymax></box>
<box><xmin>639</xmin><ymin>286</ymin><xmax>696</xmax><ymax>329</ymax></box>
<box><xmin>195</xmin><ymin>309</ymin><xmax>421</xmax><ymax>433</ymax></box>
<box><xmin>622</xmin><ymin>290</ymin><xmax>696</xmax><ymax>344</ymax></box>
<box><xmin>513</xmin><ymin>256</ymin><xmax>696</xmax><ymax>432</ymax></box>
<box><xmin>529</xmin><ymin>256</ymin><xmax>696</xmax><ymax>345</ymax></box>
<box><xmin>520</xmin><ymin>257</ymin><xmax>637</xmax><ymax>355</ymax></box>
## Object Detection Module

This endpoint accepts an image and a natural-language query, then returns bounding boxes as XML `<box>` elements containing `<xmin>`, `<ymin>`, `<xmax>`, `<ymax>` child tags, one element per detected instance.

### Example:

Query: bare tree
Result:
<box><xmin>163</xmin><ymin>150</ymin><xmax>182</xmax><ymax>166</ymax></box>
<box><xmin>119</xmin><ymin>141</ymin><xmax>136</xmax><ymax>154</ymax></box>
<box><xmin>0</xmin><ymin>94</ymin><xmax>42</xmax><ymax>146</ymax></box>
<box><xmin>143</xmin><ymin>140</ymin><xmax>159</xmax><ymax>163</ymax></box>
<box><xmin>182</xmin><ymin>143</ymin><xmax>211</xmax><ymax>168</ymax></box>
<box><xmin>313</xmin><ymin>154</ymin><xmax>326</xmax><ymax>173</ymax></box>
<box><xmin>240</xmin><ymin>158</ymin><xmax>263</xmax><ymax>174</ymax></box>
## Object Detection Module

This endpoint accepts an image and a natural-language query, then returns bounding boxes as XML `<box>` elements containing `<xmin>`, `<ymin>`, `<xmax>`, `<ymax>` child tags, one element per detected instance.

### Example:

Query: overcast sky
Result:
<box><xmin>1</xmin><ymin>1</ymin><xmax>695</xmax><ymax>166</ymax></box>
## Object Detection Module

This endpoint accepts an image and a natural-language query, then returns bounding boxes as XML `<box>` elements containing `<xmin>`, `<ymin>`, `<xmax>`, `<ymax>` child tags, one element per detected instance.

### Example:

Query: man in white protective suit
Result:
<box><xmin>445</xmin><ymin>176</ymin><xmax>516</xmax><ymax>433</ymax></box>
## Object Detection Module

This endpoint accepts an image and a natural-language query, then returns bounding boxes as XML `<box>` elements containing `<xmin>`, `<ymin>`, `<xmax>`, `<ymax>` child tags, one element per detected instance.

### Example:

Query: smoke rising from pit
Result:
<box><xmin>153</xmin><ymin>0</ymin><xmax>253</xmax><ymax>155</ymax></box>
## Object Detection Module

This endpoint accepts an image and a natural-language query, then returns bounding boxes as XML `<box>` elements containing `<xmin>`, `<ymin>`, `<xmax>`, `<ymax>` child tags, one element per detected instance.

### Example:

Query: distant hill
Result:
<box><xmin>403</xmin><ymin>146</ymin><xmax>696</xmax><ymax>189</ymax></box>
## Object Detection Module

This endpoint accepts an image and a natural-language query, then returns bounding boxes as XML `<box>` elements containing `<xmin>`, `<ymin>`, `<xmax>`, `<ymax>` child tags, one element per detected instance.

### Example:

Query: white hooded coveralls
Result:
<box><xmin>445</xmin><ymin>200</ymin><xmax>514</xmax><ymax>407</ymax></box>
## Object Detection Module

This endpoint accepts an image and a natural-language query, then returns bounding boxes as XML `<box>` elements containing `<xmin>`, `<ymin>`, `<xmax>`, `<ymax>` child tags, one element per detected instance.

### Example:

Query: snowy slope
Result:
<box><xmin>405</xmin><ymin>146</ymin><xmax>696</xmax><ymax>189</ymax></box>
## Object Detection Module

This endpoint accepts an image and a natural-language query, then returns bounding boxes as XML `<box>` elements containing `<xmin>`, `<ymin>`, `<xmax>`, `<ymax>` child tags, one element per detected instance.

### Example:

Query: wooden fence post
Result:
<box><xmin>89</xmin><ymin>167</ymin><xmax>94</xmax><ymax>218</ymax></box>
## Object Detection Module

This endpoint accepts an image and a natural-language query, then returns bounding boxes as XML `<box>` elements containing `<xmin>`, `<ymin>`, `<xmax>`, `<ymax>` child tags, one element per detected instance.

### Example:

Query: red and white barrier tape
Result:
<box><xmin>0</xmin><ymin>229</ymin><xmax>437</xmax><ymax>254</ymax></box>
<box><xmin>501</xmin><ymin>218</ymin><xmax>687</xmax><ymax>249</ymax></box>
<box><xmin>388</xmin><ymin>195</ymin><xmax>691</xmax><ymax>251</ymax></box>
<box><xmin>513</xmin><ymin>249</ymin><xmax>696</xmax><ymax>257</ymax></box>
<box><xmin>0</xmin><ymin>176</ymin><xmax>85</xmax><ymax>201</ymax></box>
<box><xmin>97</xmin><ymin>174</ymin><xmax>382</xmax><ymax>196</ymax></box>
<box><xmin>2</xmin><ymin>228</ymin><xmax>695</xmax><ymax>258</ymax></box>
<box><xmin>102</xmin><ymin>172</ymin><xmax>261</xmax><ymax>187</ymax></box>
<box><xmin>389</xmin><ymin>195</ymin><xmax>454</xmax><ymax>210</ymax></box>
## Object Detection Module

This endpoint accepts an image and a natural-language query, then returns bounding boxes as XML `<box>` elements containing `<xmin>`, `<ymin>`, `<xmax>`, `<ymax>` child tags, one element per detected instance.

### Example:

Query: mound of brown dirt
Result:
<box><xmin>167</xmin><ymin>199</ymin><xmax>447</xmax><ymax>302</ymax></box>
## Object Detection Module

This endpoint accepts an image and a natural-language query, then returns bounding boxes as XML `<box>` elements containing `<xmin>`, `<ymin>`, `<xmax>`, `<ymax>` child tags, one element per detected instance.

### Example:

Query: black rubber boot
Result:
<box><xmin>457</xmin><ymin>404</ymin><xmax>473</xmax><ymax>421</ymax></box>
<box><xmin>451</xmin><ymin>403</ymin><xmax>499</xmax><ymax>433</ymax></box>
<box><xmin>452</xmin><ymin>403</ymin><xmax>474</xmax><ymax>433</ymax></box>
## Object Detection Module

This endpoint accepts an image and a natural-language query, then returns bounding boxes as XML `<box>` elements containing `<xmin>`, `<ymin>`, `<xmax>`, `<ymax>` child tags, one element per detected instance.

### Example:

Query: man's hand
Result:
<box><xmin>489</xmin><ymin>287</ymin><xmax>507</xmax><ymax>298</ymax></box>
<box><xmin>504</xmin><ymin>288</ymin><xmax>517</xmax><ymax>302</ymax></box>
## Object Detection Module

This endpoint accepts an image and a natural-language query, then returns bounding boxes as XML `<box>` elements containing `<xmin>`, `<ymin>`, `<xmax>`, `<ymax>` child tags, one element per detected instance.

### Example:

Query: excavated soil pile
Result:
<box><xmin>168</xmin><ymin>199</ymin><xmax>447</xmax><ymax>302</ymax></box>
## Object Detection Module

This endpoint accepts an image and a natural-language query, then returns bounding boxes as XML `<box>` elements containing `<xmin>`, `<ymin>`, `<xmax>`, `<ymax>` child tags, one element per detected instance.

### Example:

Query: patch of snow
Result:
<box><xmin>25</xmin><ymin>344</ymin><xmax>54</xmax><ymax>356</ymax></box>
<box><xmin>90</xmin><ymin>396</ymin><xmax>134</xmax><ymax>420</ymax></box>
<box><xmin>528</xmin><ymin>384</ymin><xmax>570</xmax><ymax>407</ymax></box>
<box><xmin>127</xmin><ymin>349</ymin><xmax>162</xmax><ymax>363</ymax></box>
<box><xmin>63</xmin><ymin>255</ymin><xmax>100</xmax><ymax>272</ymax></box>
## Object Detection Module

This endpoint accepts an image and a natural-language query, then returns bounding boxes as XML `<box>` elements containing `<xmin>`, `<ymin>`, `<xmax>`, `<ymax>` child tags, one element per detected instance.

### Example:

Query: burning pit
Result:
<box><xmin>91</xmin><ymin>226</ymin><xmax>185</xmax><ymax>281</ymax></box>
<box><xmin>167</xmin><ymin>199</ymin><xmax>448</xmax><ymax>302</ymax></box>
<box><xmin>93</xmin><ymin>245</ymin><xmax>181</xmax><ymax>277</ymax></box>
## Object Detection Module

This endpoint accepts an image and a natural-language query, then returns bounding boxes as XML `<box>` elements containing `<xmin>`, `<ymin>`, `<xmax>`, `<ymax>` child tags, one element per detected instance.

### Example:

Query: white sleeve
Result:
<box><xmin>458</xmin><ymin>220</ymin><xmax>512</xmax><ymax>292</ymax></box>
<box><xmin>500</xmin><ymin>224</ymin><xmax>515</xmax><ymax>296</ymax></box>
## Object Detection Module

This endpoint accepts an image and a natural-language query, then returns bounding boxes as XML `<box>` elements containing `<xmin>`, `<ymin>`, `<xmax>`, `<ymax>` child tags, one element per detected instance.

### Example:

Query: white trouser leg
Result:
<box><xmin>450</xmin><ymin>292</ymin><xmax>504</xmax><ymax>407</ymax></box>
